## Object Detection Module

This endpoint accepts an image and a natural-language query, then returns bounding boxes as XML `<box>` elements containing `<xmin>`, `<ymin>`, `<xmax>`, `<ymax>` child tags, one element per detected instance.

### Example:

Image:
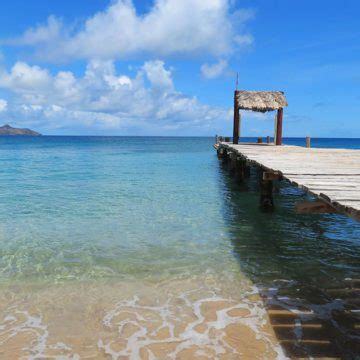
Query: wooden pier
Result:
<box><xmin>216</xmin><ymin>142</ymin><xmax>360</xmax><ymax>222</ymax></box>
<box><xmin>217</xmin><ymin>86</ymin><xmax>360</xmax><ymax>221</ymax></box>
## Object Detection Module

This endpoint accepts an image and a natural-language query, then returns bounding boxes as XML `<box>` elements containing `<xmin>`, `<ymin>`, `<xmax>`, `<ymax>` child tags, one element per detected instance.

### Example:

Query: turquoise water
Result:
<box><xmin>0</xmin><ymin>136</ymin><xmax>359</xmax><ymax>283</ymax></box>
<box><xmin>0</xmin><ymin>136</ymin><xmax>360</xmax><ymax>357</ymax></box>
<box><xmin>0</xmin><ymin>137</ymin><xmax>237</xmax><ymax>283</ymax></box>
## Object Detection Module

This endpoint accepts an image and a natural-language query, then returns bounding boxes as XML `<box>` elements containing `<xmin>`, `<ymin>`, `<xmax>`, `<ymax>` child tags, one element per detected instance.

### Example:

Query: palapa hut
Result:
<box><xmin>233</xmin><ymin>90</ymin><xmax>288</xmax><ymax>145</ymax></box>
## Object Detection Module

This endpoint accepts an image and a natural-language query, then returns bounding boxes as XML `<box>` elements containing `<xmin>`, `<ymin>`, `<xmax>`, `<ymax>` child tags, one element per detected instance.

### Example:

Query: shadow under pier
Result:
<box><xmin>216</xmin><ymin>155</ymin><xmax>360</xmax><ymax>358</ymax></box>
<box><xmin>262</xmin><ymin>283</ymin><xmax>360</xmax><ymax>358</ymax></box>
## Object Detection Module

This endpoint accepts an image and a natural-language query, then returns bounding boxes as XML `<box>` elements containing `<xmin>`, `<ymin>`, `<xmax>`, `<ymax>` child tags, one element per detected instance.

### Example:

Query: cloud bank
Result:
<box><xmin>6</xmin><ymin>0</ymin><xmax>254</xmax><ymax>62</ymax></box>
<box><xmin>0</xmin><ymin>60</ymin><xmax>230</xmax><ymax>133</ymax></box>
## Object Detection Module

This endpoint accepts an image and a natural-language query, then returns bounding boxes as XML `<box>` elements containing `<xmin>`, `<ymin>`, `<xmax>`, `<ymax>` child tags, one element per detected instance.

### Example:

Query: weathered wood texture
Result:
<box><xmin>219</xmin><ymin>143</ymin><xmax>360</xmax><ymax>221</ymax></box>
<box><xmin>295</xmin><ymin>200</ymin><xmax>338</xmax><ymax>214</ymax></box>
<box><xmin>233</xmin><ymin>90</ymin><xmax>240</xmax><ymax>144</ymax></box>
<box><xmin>275</xmin><ymin>108</ymin><xmax>283</xmax><ymax>145</ymax></box>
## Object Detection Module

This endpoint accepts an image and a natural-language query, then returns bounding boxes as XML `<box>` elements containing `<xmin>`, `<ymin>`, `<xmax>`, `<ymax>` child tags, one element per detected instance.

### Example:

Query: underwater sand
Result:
<box><xmin>0</xmin><ymin>274</ymin><xmax>283</xmax><ymax>359</ymax></box>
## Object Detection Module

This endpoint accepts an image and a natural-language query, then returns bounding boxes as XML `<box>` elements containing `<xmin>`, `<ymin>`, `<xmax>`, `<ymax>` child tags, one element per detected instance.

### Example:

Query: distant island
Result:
<box><xmin>0</xmin><ymin>124</ymin><xmax>41</xmax><ymax>136</ymax></box>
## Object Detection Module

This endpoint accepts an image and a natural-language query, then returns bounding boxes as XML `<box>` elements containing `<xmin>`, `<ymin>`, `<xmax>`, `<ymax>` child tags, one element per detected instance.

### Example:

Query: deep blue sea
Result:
<box><xmin>0</xmin><ymin>136</ymin><xmax>359</xmax><ymax>358</ymax></box>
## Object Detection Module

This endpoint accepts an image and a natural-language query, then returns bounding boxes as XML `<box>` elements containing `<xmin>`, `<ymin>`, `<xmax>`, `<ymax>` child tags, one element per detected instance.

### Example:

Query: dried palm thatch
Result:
<box><xmin>236</xmin><ymin>91</ymin><xmax>288</xmax><ymax>112</ymax></box>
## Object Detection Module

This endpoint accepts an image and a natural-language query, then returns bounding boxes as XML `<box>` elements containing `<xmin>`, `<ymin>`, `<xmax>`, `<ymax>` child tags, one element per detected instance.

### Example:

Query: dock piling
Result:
<box><xmin>229</xmin><ymin>152</ymin><xmax>237</xmax><ymax>175</ymax></box>
<box><xmin>260</xmin><ymin>170</ymin><xmax>274</xmax><ymax>209</ymax></box>
<box><xmin>217</xmin><ymin>147</ymin><xmax>224</xmax><ymax>158</ymax></box>
<box><xmin>235</xmin><ymin>157</ymin><xmax>248</xmax><ymax>182</ymax></box>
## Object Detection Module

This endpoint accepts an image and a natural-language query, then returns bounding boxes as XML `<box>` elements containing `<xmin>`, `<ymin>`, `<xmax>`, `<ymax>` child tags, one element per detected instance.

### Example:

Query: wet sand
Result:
<box><xmin>0</xmin><ymin>274</ymin><xmax>284</xmax><ymax>359</ymax></box>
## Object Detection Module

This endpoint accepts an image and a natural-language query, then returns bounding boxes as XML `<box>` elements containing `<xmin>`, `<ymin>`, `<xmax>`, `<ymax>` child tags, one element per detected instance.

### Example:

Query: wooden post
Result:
<box><xmin>274</xmin><ymin>113</ymin><xmax>278</xmax><ymax>145</ymax></box>
<box><xmin>306</xmin><ymin>136</ymin><xmax>311</xmax><ymax>148</ymax></box>
<box><xmin>275</xmin><ymin>108</ymin><xmax>283</xmax><ymax>145</ymax></box>
<box><xmin>244</xmin><ymin>163</ymin><xmax>251</xmax><ymax>178</ymax></box>
<box><xmin>233</xmin><ymin>90</ymin><xmax>240</xmax><ymax>144</ymax></box>
<box><xmin>260</xmin><ymin>180</ymin><xmax>274</xmax><ymax>209</ymax></box>
<box><xmin>229</xmin><ymin>152</ymin><xmax>237</xmax><ymax>175</ymax></box>
<box><xmin>221</xmin><ymin>149</ymin><xmax>230</xmax><ymax>163</ymax></box>
<box><xmin>235</xmin><ymin>157</ymin><xmax>245</xmax><ymax>182</ymax></box>
<box><xmin>266</xmin><ymin>136</ymin><xmax>271</xmax><ymax>144</ymax></box>
<box><xmin>217</xmin><ymin>147</ymin><xmax>224</xmax><ymax>158</ymax></box>
<box><xmin>260</xmin><ymin>170</ymin><xmax>274</xmax><ymax>209</ymax></box>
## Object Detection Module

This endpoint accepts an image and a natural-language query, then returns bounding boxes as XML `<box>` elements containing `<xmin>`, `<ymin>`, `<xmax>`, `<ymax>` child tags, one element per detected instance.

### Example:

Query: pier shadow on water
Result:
<box><xmin>217</xmin><ymin>159</ymin><xmax>360</xmax><ymax>359</ymax></box>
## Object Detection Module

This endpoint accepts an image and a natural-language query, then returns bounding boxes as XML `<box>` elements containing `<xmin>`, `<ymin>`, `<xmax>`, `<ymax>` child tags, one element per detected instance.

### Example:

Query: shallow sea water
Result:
<box><xmin>0</xmin><ymin>136</ymin><xmax>359</xmax><ymax>358</ymax></box>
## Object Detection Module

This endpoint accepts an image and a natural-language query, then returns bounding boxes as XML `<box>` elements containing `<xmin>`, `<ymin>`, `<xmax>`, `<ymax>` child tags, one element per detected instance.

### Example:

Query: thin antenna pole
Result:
<box><xmin>235</xmin><ymin>72</ymin><xmax>239</xmax><ymax>90</ymax></box>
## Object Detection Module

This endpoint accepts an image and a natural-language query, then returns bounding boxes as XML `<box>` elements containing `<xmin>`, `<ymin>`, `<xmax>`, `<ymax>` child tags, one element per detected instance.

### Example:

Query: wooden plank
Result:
<box><xmin>337</xmin><ymin>200</ymin><xmax>360</xmax><ymax>207</ymax></box>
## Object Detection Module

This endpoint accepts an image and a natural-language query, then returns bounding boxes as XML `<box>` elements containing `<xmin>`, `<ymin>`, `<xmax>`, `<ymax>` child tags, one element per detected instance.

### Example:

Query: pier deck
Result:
<box><xmin>218</xmin><ymin>142</ymin><xmax>360</xmax><ymax>221</ymax></box>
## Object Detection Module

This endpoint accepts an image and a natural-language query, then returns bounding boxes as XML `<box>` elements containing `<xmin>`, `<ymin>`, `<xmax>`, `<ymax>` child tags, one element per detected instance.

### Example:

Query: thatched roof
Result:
<box><xmin>236</xmin><ymin>91</ymin><xmax>288</xmax><ymax>112</ymax></box>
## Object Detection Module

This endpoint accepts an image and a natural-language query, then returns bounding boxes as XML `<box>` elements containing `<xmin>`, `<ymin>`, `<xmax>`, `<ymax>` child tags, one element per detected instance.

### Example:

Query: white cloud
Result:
<box><xmin>201</xmin><ymin>59</ymin><xmax>228</xmax><ymax>79</ymax></box>
<box><xmin>0</xmin><ymin>60</ymin><xmax>230</xmax><ymax>133</ymax></box>
<box><xmin>0</xmin><ymin>62</ymin><xmax>51</xmax><ymax>91</ymax></box>
<box><xmin>142</xmin><ymin>60</ymin><xmax>174</xmax><ymax>91</ymax></box>
<box><xmin>0</xmin><ymin>99</ymin><xmax>7</xmax><ymax>112</ymax></box>
<box><xmin>16</xmin><ymin>16</ymin><xmax>65</xmax><ymax>45</ymax></box>
<box><xmin>6</xmin><ymin>0</ymin><xmax>254</xmax><ymax>62</ymax></box>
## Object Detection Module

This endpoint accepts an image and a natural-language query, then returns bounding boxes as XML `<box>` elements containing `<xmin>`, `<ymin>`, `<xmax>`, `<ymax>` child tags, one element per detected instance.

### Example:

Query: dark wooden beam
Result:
<box><xmin>275</xmin><ymin>108</ymin><xmax>283</xmax><ymax>146</ymax></box>
<box><xmin>260</xmin><ymin>170</ymin><xmax>274</xmax><ymax>209</ymax></box>
<box><xmin>234</xmin><ymin>156</ymin><xmax>247</xmax><ymax>182</ymax></box>
<box><xmin>216</xmin><ymin>146</ymin><xmax>225</xmax><ymax>158</ymax></box>
<box><xmin>295</xmin><ymin>200</ymin><xmax>337</xmax><ymax>214</ymax></box>
<box><xmin>260</xmin><ymin>179</ymin><xmax>274</xmax><ymax>209</ymax></box>
<box><xmin>263</xmin><ymin>171</ymin><xmax>281</xmax><ymax>181</ymax></box>
<box><xmin>233</xmin><ymin>90</ymin><xmax>240</xmax><ymax>144</ymax></box>
<box><xmin>228</xmin><ymin>152</ymin><xmax>237</xmax><ymax>174</ymax></box>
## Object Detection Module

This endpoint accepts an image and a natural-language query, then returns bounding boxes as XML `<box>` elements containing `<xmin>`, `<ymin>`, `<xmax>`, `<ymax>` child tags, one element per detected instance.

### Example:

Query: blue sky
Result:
<box><xmin>0</xmin><ymin>0</ymin><xmax>359</xmax><ymax>137</ymax></box>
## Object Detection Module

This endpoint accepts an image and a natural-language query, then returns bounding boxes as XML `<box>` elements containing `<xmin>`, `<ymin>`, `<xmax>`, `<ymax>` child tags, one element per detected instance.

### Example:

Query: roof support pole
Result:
<box><xmin>275</xmin><ymin>108</ymin><xmax>283</xmax><ymax>145</ymax></box>
<box><xmin>233</xmin><ymin>90</ymin><xmax>240</xmax><ymax>144</ymax></box>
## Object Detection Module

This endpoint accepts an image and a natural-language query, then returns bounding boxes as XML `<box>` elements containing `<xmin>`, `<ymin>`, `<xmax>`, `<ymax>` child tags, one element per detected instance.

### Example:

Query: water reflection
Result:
<box><xmin>218</xmin><ymin>157</ymin><xmax>360</xmax><ymax>358</ymax></box>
